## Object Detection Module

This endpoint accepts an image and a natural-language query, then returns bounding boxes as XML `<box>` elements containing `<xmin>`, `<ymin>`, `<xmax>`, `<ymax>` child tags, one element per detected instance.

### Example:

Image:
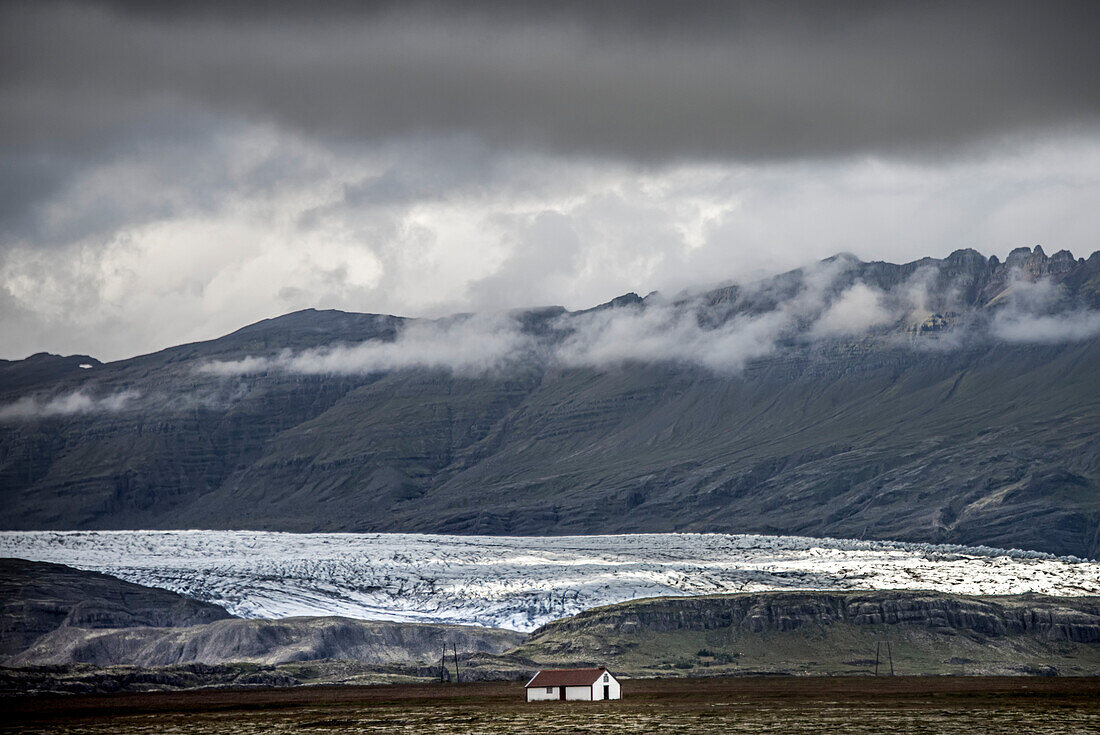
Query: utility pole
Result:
<box><xmin>874</xmin><ymin>641</ymin><xmax>895</xmax><ymax>676</ymax></box>
<box><xmin>441</xmin><ymin>642</ymin><xmax>447</xmax><ymax>683</ymax></box>
<box><xmin>452</xmin><ymin>643</ymin><xmax>461</xmax><ymax>683</ymax></box>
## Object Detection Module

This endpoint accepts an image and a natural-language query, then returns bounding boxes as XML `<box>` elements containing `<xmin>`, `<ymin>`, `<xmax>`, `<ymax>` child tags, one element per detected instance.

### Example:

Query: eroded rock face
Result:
<box><xmin>513</xmin><ymin>590</ymin><xmax>1100</xmax><ymax>678</ymax></box>
<box><xmin>531</xmin><ymin>591</ymin><xmax>1100</xmax><ymax>643</ymax></box>
<box><xmin>0</xmin><ymin>559</ymin><xmax>233</xmax><ymax>657</ymax></box>
<box><xmin>1</xmin><ymin>559</ymin><xmax>527</xmax><ymax>672</ymax></box>
<box><xmin>11</xmin><ymin>616</ymin><xmax>527</xmax><ymax>668</ymax></box>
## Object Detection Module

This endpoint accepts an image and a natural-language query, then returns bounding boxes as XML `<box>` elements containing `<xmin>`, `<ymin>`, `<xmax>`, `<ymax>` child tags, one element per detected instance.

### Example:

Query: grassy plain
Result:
<box><xmin>4</xmin><ymin>676</ymin><xmax>1099</xmax><ymax>734</ymax></box>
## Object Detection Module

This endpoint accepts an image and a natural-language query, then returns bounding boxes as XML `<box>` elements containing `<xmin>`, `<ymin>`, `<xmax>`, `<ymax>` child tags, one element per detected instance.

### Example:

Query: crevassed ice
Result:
<box><xmin>1</xmin><ymin>531</ymin><xmax>1097</xmax><ymax>632</ymax></box>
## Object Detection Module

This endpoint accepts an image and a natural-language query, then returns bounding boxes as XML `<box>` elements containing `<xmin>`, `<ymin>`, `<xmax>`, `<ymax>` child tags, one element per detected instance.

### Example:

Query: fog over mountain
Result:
<box><xmin>2</xmin><ymin>248</ymin><xmax>1098</xmax><ymax>558</ymax></box>
<box><xmin>194</xmin><ymin>248</ymin><xmax>1100</xmax><ymax>379</ymax></box>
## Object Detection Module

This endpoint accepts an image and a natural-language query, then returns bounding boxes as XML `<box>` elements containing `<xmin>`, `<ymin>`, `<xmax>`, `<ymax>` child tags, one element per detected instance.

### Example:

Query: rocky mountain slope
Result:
<box><xmin>10</xmin><ymin>616</ymin><xmax>525</xmax><ymax>668</ymax></box>
<box><xmin>0</xmin><ymin>559</ymin><xmax>522</xmax><ymax>676</ymax></box>
<box><xmin>0</xmin><ymin>559</ymin><xmax>232</xmax><ymax>657</ymax></box>
<box><xmin>0</xmin><ymin>560</ymin><xmax>527</xmax><ymax>694</ymax></box>
<box><xmin>516</xmin><ymin>590</ymin><xmax>1100</xmax><ymax>677</ymax></box>
<box><xmin>2</xmin><ymin>247</ymin><xmax>1098</xmax><ymax>556</ymax></box>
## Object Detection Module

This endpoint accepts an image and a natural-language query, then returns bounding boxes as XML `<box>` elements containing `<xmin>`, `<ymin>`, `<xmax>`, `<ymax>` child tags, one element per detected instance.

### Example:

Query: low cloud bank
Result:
<box><xmin>199</xmin><ymin>265</ymin><xmax>1100</xmax><ymax>379</ymax></box>
<box><xmin>201</xmin><ymin>260</ymin><xmax>870</xmax><ymax>377</ymax></box>
<box><xmin>556</xmin><ymin>305</ymin><xmax>785</xmax><ymax>373</ymax></box>
<box><xmin>991</xmin><ymin>278</ymin><xmax>1100</xmax><ymax>344</ymax></box>
<box><xmin>556</xmin><ymin>259</ymin><xmax>866</xmax><ymax>372</ymax></box>
<box><xmin>992</xmin><ymin>311</ymin><xmax>1100</xmax><ymax>343</ymax></box>
<box><xmin>0</xmin><ymin>389</ymin><xmax>139</xmax><ymax>421</ymax></box>
<box><xmin>810</xmin><ymin>282</ymin><xmax>894</xmax><ymax>338</ymax></box>
<box><xmin>201</xmin><ymin>315</ymin><xmax>536</xmax><ymax>377</ymax></box>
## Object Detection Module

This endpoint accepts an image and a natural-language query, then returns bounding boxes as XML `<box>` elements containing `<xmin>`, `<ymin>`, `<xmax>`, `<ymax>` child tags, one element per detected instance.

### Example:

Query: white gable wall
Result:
<box><xmin>591</xmin><ymin>671</ymin><xmax>621</xmax><ymax>700</ymax></box>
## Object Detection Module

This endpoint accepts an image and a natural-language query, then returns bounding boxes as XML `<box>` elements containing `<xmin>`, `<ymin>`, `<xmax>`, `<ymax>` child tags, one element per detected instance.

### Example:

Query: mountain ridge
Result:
<box><xmin>2</xmin><ymin>247</ymin><xmax>1098</xmax><ymax>556</ymax></box>
<box><xmin>8</xmin><ymin>245</ymin><xmax>1099</xmax><ymax>371</ymax></box>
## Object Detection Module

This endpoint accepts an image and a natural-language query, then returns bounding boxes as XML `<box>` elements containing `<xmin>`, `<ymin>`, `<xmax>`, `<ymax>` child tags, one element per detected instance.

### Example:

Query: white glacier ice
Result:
<box><xmin>1</xmin><ymin>531</ymin><xmax>1096</xmax><ymax>632</ymax></box>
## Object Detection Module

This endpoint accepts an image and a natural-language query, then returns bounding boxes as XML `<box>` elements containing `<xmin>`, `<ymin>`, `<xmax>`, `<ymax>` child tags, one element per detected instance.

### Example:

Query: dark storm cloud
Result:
<box><xmin>0</xmin><ymin>111</ymin><xmax>286</xmax><ymax>246</ymax></box>
<box><xmin>2</xmin><ymin>0</ymin><xmax>1098</xmax><ymax>163</ymax></box>
<box><xmin>3</xmin><ymin>0</ymin><xmax>1100</xmax><ymax>363</ymax></box>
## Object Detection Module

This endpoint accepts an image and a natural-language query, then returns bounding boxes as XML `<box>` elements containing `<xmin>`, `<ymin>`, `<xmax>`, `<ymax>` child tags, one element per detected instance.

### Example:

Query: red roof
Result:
<box><xmin>526</xmin><ymin>668</ymin><xmax>607</xmax><ymax>688</ymax></box>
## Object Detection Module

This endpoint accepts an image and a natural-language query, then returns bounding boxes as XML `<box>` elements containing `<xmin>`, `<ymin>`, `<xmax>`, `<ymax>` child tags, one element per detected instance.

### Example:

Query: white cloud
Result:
<box><xmin>810</xmin><ymin>282</ymin><xmax>893</xmax><ymax>338</ymax></box>
<box><xmin>0</xmin><ymin>389</ymin><xmax>140</xmax><ymax>422</ymax></box>
<box><xmin>198</xmin><ymin>259</ymin><xmax>1100</xmax><ymax>382</ymax></box>
<box><xmin>553</xmin><ymin>304</ymin><xmax>779</xmax><ymax>373</ymax></box>
<box><xmin>199</xmin><ymin>355</ymin><xmax>274</xmax><ymax>377</ymax></box>
<box><xmin>201</xmin><ymin>314</ymin><xmax>535</xmax><ymax>377</ymax></box>
<box><xmin>991</xmin><ymin>311</ymin><xmax>1100</xmax><ymax>344</ymax></box>
<box><xmin>990</xmin><ymin>276</ymin><xmax>1100</xmax><ymax>344</ymax></box>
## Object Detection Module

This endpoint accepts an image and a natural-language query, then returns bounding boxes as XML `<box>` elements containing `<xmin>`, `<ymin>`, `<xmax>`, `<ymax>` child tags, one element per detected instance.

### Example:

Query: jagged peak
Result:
<box><xmin>1005</xmin><ymin>246</ymin><xmax>1036</xmax><ymax>268</ymax></box>
<box><xmin>587</xmin><ymin>292</ymin><xmax>645</xmax><ymax>312</ymax></box>
<box><xmin>945</xmin><ymin>248</ymin><xmax>985</xmax><ymax>262</ymax></box>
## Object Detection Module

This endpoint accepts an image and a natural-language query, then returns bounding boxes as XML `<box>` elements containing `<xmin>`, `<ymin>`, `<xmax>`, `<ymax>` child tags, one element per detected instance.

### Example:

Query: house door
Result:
<box><xmin>559</xmin><ymin>687</ymin><xmax>566</xmax><ymax>701</ymax></box>
<box><xmin>603</xmin><ymin>685</ymin><xmax>610</xmax><ymax>700</ymax></box>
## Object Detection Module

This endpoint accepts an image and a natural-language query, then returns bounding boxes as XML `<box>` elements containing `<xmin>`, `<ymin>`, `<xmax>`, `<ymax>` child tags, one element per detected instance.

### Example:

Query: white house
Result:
<box><xmin>524</xmin><ymin>667</ymin><xmax>621</xmax><ymax>702</ymax></box>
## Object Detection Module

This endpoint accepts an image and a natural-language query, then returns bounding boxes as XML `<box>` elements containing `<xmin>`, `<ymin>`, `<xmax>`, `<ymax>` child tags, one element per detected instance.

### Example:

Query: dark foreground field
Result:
<box><xmin>3</xmin><ymin>677</ymin><xmax>1099</xmax><ymax>734</ymax></box>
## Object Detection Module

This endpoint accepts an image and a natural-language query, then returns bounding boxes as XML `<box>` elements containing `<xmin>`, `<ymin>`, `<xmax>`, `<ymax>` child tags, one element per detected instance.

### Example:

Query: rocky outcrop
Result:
<box><xmin>1</xmin><ymin>559</ymin><xmax>525</xmax><ymax>669</ymax></box>
<box><xmin>530</xmin><ymin>591</ymin><xmax>1100</xmax><ymax>643</ymax></box>
<box><xmin>10</xmin><ymin>616</ymin><xmax>526</xmax><ymax>667</ymax></box>
<box><xmin>516</xmin><ymin>590</ymin><xmax>1100</xmax><ymax>677</ymax></box>
<box><xmin>0</xmin><ymin>559</ymin><xmax>232</xmax><ymax>657</ymax></box>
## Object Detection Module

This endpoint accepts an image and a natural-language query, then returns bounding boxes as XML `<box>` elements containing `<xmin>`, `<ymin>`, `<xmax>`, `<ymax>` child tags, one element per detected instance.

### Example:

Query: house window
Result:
<box><xmin>603</xmin><ymin>674</ymin><xmax>609</xmax><ymax>682</ymax></box>
<box><xmin>546</xmin><ymin>687</ymin><xmax>553</xmax><ymax>694</ymax></box>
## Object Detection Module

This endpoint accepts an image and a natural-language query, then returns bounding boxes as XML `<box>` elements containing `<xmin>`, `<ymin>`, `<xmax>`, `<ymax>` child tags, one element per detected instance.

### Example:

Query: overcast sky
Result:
<box><xmin>2</xmin><ymin>0</ymin><xmax>1099</xmax><ymax>361</ymax></box>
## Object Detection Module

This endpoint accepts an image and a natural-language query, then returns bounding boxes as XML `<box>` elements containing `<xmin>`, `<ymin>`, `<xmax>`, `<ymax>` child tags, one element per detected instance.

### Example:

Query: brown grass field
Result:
<box><xmin>3</xmin><ymin>676</ymin><xmax>1099</xmax><ymax>734</ymax></box>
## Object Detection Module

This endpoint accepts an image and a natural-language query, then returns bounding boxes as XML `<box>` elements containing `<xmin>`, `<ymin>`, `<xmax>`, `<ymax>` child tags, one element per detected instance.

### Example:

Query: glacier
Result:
<box><xmin>1</xmin><ymin>531</ymin><xmax>1097</xmax><ymax>632</ymax></box>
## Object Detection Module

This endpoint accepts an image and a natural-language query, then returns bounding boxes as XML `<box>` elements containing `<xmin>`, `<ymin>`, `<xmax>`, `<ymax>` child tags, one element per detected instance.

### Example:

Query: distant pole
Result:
<box><xmin>441</xmin><ymin>643</ymin><xmax>447</xmax><ymax>683</ymax></box>
<box><xmin>887</xmin><ymin>641</ymin><xmax>894</xmax><ymax>676</ymax></box>
<box><xmin>874</xmin><ymin>642</ymin><xmax>880</xmax><ymax>676</ymax></box>
<box><xmin>453</xmin><ymin>643</ymin><xmax>461</xmax><ymax>684</ymax></box>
